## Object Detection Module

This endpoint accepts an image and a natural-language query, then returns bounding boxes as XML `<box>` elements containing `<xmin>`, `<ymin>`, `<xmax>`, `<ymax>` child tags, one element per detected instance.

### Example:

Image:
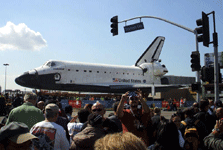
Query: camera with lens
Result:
<box><xmin>128</xmin><ymin>91</ymin><xmax>137</xmax><ymax>97</ymax></box>
<box><xmin>136</xmin><ymin>124</ymin><xmax>145</xmax><ymax>131</ymax></box>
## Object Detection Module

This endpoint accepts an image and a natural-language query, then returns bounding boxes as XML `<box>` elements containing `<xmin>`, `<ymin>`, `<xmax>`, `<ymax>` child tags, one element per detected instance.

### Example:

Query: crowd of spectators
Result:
<box><xmin>1</xmin><ymin>91</ymin><xmax>223</xmax><ymax>150</ymax></box>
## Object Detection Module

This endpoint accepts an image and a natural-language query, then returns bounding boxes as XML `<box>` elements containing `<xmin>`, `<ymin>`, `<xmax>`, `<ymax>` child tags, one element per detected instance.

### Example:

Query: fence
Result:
<box><xmin>60</xmin><ymin>99</ymin><xmax>194</xmax><ymax>109</ymax></box>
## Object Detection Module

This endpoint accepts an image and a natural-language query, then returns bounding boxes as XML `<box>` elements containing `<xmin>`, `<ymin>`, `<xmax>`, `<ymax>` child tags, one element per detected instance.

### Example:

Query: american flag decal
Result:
<box><xmin>113</xmin><ymin>78</ymin><xmax>119</xmax><ymax>82</ymax></box>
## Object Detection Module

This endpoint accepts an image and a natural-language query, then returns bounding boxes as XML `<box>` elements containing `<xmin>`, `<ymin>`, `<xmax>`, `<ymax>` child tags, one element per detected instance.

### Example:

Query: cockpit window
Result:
<box><xmin>43</xmin><ymin>61</ymin><xmax>57</xmax><ymax>67</ymax></box>
<box><xmin>46</xmin><ymin>62</ymin><xmax>51</xmax><ymax>67</ymax></box>
<box><xmin>42</xmin><ymin>62</ymin><xmax>47</xmax><ymax>66</ymax></box>
<box><xmin>51</xmin><ymin>62</ymin><xmax>56</xmax><ymax>67</ymax></box>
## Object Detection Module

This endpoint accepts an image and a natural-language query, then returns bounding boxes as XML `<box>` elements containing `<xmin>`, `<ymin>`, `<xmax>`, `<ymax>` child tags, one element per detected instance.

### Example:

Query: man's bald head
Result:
<box><xmin>91</xmin><ymin>101</ymin><xmax>106</xmax><ymax>116</ymax></box>
<box><xmin>92</xmin><ymin>101</ymin><xmax>104</xmax><ymax>109</ymax></box>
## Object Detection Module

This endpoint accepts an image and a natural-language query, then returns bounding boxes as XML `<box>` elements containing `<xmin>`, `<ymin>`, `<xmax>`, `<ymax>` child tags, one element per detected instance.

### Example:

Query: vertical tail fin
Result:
<box><xmin>135</xmin><ymin>36</ymin><xmax>165</xmax><ymax>66</ymax></box>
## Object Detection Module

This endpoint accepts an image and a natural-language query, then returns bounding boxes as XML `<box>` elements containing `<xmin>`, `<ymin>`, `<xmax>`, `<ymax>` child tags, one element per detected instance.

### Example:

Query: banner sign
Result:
<box><xmin>204</xmin><ymin>52</ymin><xmax>223</xmax><ymax>68</ymax></box>
<box><xmin>68</xmin><ymin>100</ymin><xmax>82</xmax><ymax>108</ymax></box>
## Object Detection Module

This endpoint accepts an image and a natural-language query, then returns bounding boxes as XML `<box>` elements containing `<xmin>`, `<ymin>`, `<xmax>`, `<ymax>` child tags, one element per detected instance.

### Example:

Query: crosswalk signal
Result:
<box><xmin>110</xmin><ymin>16</ymin><xmax>118</xmax><ymax>36</ymax></box>
<box><xmin>196</xmin><ymin>12</ymin><xmax>210</xmax><ymax>47</ymax></box>
<box><xmin>190</xmin><ymin>51</ymin><xmax>201</xmax><ymax>72</ymax></box>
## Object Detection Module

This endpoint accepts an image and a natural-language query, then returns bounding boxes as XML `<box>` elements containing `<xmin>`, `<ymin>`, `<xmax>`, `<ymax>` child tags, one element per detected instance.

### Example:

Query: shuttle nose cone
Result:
<box><xmin>15</xmin><ymin>73</ymin><xmax>29</xmax><ymax>87</ymax></box>
<box><xmin>15</xmin><ymin>76</ymin><xmax>24</xmax><ymax>86</ymax></box>
<box><xmin>15</xmin><ymin>71</ymin><xmax>39</xmax><ymax>88</ymax></box>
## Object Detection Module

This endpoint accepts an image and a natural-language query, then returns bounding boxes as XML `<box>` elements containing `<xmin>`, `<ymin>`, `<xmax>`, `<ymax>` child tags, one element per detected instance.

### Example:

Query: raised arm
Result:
<box><xmin>116</xmin><ymin>91</ymin><xmax>129</xmax><ymax>118</ymax></box>
<box><xmin>204</xmin><ymin>120</ymin><xmax>223</xmax><ymax>150</ymax></box>
<box><xmin>137</xmin><ymin>89</ymin><xmax>150</xmax><ymax>114</ymax></box>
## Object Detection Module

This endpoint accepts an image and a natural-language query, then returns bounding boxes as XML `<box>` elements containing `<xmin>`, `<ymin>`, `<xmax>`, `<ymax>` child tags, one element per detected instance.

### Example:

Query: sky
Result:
<box><xmin>0</xmin><ymin>0</ymin><xmax>222</xmax><ymax>92</ymax></box>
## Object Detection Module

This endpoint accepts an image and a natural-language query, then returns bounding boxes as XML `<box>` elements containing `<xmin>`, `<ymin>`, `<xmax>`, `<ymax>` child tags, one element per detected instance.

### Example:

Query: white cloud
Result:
<box><xmin>0</xmin><ymin>22</ymin><xmax>47</xmax><ymax>51</ymax></box>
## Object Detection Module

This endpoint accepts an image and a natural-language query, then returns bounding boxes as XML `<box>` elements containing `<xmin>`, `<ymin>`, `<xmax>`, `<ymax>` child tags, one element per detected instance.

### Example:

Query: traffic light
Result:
<box><xmin>207</xmin><ymin>67</ymin><xmax>214</xmax><ymax>83</ymax></box>
<box><xmin>201</xmin><ymin>66</ymin><xmax>208</xmax><ymax>82</ymax></box>
<box><xmin>191</xmin><ymin>82</ymin><xmax>201</xmax><ymax>92</ymax></box>
<box><xmin>190</xmin><ymin>51</ymin><xmax>201</xmax><ymax>71</ymax></box>
<box><xmin>200</xmin><ymin>66</ymin><xmax>214</xmax><ymax>83</ymax></box>
<box><xmin>196</xmin><ymin>12</ymin><xmax>210</xmax><ymax>47</ymax></box>
<box><xmin>110</xmin><ymin>16</ymin><xmax>118</xmax><ymax>36</ymax></box>
<box><xmin>201</xmin><ymin>64</ymin><xmax>222</xmax><ymax>83</ymax></box>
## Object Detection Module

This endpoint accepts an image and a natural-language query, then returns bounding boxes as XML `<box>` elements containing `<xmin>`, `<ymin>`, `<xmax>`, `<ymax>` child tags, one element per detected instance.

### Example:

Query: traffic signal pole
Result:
<box><xmin>194</xmin><ymin>30</ymin><xmax>201</xmax><ymax>101</ymax></box>
<box><xmin>111</xmin><ymin>12</ymin><xmax>219</xmax><ymax>102</ymax></box>
<box><xmin>210</xmin><ymin>11</ymin><xmax>219</xmax><ymax>102</ymax></box>
<box><xmin>118</xmin><ymin>16</ymin><xmax>194</xmax><ymax>33</ymax></box>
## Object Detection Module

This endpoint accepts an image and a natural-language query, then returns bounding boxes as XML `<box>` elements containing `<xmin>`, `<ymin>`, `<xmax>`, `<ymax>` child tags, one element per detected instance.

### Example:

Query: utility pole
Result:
<box><xmin>3</xmin><ymin>63</ymin><xmax>9</xmax><ymax>94</ymax></box>
<box><xmin>211</xmin><ymin>11</ymin><xmax>219</xmax><ymax>102</ymax></box>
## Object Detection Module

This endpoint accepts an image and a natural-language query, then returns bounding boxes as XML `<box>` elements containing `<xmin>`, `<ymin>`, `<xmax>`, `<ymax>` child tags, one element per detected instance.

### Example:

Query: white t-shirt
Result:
<box><xmin>30</xmin><ymin>121</ymin><xmax>70</xmax><ymax>150</ymax></box>
<box><xmin>67</xmin><ymin>122</ymin><xmax>83</xmax><ymax>143</ymax></box>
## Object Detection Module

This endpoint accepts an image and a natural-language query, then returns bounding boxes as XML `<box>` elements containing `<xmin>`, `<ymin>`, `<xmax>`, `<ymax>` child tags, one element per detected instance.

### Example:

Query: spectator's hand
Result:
<box><xmin>121</xmin><ymin>91</ymin><xmax>129</xmax><ymax>101</ymax></box>
<box><xmin>214</xmin><ymin>119</ymin><xmax>223</xmax><ymax>133</ymax></box>
<box><xmin>136</xmin><ymin>89</ymin><xmax>142</xmax><ymax>101</ymax></box>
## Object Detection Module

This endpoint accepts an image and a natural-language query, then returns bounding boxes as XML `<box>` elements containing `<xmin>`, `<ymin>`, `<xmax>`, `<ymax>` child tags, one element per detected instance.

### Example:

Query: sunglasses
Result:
<box><xmin>92</xmin><ymin>108</ymin><xmax>103</xmax><ymax>112</ymax></box>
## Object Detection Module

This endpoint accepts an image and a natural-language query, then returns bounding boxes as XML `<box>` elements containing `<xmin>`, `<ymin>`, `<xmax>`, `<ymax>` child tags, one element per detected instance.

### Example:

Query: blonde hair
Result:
<box><xmin>94</xmin><ymin>132</ymin><xmax>147</xmax><ymax>150</ymax></box>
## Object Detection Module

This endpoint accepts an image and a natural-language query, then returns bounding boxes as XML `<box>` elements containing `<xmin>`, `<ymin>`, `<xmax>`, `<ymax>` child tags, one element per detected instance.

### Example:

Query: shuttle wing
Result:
<box><xmin>135</xmin><ymin>36</ymin><xmax>165</xmax><ymax>66</ymax></box>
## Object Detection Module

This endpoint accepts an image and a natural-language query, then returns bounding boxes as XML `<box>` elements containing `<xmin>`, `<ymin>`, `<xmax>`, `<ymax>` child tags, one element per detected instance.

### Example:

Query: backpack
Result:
<box><xmin>181</xmin><ymin>120</ymin><xmax>199</xmax><ymax>140</ymax></box>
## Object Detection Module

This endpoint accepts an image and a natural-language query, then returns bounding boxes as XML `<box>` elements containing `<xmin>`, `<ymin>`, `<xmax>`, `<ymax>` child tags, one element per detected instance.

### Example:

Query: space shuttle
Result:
<box><xmin>15</xmin><ymin>36</ymin><xmax>180</xmax><ymax>93</ymax></box>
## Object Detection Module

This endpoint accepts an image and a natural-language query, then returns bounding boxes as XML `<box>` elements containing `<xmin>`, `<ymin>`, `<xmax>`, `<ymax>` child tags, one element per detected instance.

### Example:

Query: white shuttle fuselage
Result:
<box><xmin>37</xmin><ymin>60</ymin><xmax>166</xmax><ymax>85</ymax></box>
<box><xmin>15</xmin><ymin>36</ymin><xmax>178</xmax><ymax>93</ymax></box>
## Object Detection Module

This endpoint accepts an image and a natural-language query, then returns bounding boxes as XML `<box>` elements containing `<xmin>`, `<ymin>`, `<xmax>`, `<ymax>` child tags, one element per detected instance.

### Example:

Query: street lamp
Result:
<box><xmin>3</xmin><ymin>63</ymin><xmax>9</xmax><ymax>94</ymax></box>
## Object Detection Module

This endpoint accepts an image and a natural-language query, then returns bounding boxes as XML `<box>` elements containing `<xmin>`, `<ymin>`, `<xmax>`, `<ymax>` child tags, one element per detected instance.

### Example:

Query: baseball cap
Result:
<box><xmin>45</xmin><ymin>103</ymin><xmax>59</xmax><ymax>113</ymax></box>
<box><xmin>0</xmin><ymin>122</ymin><xmax>38</xmax><ymax>144</ymax></box>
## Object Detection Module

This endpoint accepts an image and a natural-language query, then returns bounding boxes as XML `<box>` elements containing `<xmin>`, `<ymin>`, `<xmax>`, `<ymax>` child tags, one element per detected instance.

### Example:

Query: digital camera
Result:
<box><xmin>136</xmin><ymin>124</ymin><xmax>145</xmax><ymax>131</ymax></box>
<box><xmin>128</xmin><ymin>91</ymin><xmax>137</xmax><ymax>97</ymax></box>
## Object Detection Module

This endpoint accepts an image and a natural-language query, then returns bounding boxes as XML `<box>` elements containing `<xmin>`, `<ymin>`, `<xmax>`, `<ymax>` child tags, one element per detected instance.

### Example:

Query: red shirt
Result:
<box><xmin>180</xmin><ymin>99</ymin><xmax>184</xmax><ymax>104</ymax></box>
<box><xmin>119</xmin><ymin>109</ymin><xmax>151</xmax><ymax>146</ymax></box>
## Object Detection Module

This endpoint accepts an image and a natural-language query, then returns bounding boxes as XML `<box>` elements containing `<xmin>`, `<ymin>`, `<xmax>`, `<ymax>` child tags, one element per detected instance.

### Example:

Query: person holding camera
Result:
<box><xmin>116</xmin><ymin>90</ymin><xmax>151</xmax><ymax>147</ymax></box>
<box><xmin>204</xmin><ymin>118</ymin><xmax>223</xmax><ymax>150</ymax></box>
